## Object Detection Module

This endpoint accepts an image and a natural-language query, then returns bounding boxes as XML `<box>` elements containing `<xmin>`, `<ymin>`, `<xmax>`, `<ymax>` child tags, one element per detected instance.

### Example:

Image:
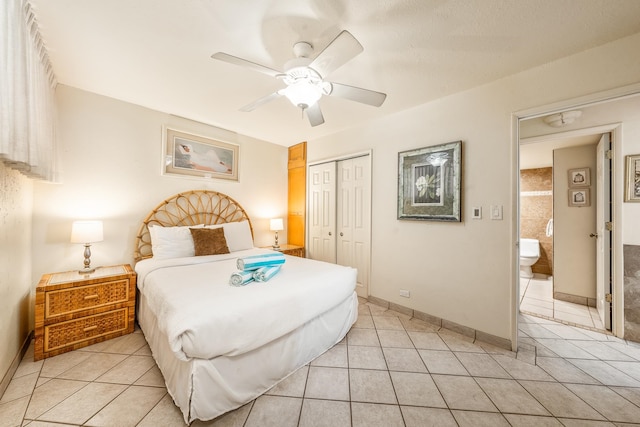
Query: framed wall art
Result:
<box><xmin>625</xmin><ymin>154</ymin><xmax>640</xmax><ymax>202</ymax></box>
<box><xmin>398</xmin><ymin>140</ymin><xmax>462</xmax><ymax>221</ymax></box>
<box><xmin>162</xmin><ymin>128</ymin><xmax>239</xmax><ymax>181</ymax></box>
<box><xmin>567</xmin><ymin>167</ymin><xmax>590</xmax><ymax>187</ymax></box>
<box><xmin>568</xmin><ymin>188</ymin><xmax>590</xmax><ymax>207</ymax></box>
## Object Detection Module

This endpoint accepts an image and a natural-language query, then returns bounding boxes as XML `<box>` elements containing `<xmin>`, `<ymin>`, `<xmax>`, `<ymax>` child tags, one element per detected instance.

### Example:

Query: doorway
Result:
<box><xmin>518</xmin><ymin>129</ymin><xmax>612</xmax><ymax>332</ymax></box>
<box><xmin>512</xmin><ymin>88</ymin><xmax>640</xmax><ymax>348</ymax></box>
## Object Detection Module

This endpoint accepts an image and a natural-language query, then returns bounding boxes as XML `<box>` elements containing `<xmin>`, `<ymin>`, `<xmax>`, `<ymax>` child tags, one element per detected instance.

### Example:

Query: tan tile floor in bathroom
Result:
<box><xmin>3</xmin><ymin>298</ymin><xmax>640</xmax><ymax>426</ymax></box>
<box><xmin>520</xmin><ymin>276</ymin><xmax>606</xmax><ymax>331</ymax></box>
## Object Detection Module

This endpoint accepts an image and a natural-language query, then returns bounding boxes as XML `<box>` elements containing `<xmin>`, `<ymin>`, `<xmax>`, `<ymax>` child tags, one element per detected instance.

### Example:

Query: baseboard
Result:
<box><xmin>0</xmin><ymin>330</ymin><xmax>33</xmax><ymax>399</ymax></box>
<box><xmin>366</xmin><ymin>297</ymin><xmax>513</xmax><ymax>351</ymax></box>
<box><xmin>554</xmin><ymin>291</ymin><xmax>596</xmax><ymax>307</ymax></box>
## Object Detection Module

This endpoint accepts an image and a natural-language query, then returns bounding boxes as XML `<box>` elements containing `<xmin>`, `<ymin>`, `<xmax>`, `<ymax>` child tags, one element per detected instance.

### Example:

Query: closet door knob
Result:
<box><xmin>328</xmin><ymin>231</ymin><xmax>332</xmax><ymax>236</ymax></box>
<box><xmin>340</xmin><ymin>232</ymin><xmax>344</xmax><ymax>236</ymax></box>
<box><xmin>589</xmin><ymin>233</ymin><xmax>598</xmax><ymax>238</ymax></box>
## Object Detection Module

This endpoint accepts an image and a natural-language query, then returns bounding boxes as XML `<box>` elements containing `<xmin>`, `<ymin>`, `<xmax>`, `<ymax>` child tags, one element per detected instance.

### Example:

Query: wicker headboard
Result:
<box><xmin>134</xmin><ymin>190</ymin><xmax>253</xmax><ymax>262</ymax></box>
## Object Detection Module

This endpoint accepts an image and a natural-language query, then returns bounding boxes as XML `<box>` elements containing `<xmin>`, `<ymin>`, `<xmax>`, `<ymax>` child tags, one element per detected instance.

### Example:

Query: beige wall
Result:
<box><xmin>553</xmin><ymin>145</ymin><xmax>598</xmax><ymax>300</ymax></box>
<box><xmin>0</xmin><ymin>163</ymin><xmax>33</xmax><ymax>389</ymax></box>
<box><xmin>30</xmin><ymin>85</ymin><xmax>289</xmax><ymax>324</ymax></box>
<box><xmin>307</xmin><ymin>32</ymin><xmax>640</xmax><ymax>343</ymax></box>
<box><xmin>520</xmin><ymin>168</ymin><xmax>553</xmax><ymax>276</ymax></box>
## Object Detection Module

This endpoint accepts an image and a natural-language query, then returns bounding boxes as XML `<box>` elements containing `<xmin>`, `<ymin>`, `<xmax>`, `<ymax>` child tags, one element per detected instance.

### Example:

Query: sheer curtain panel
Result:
<box><xmin>1</xmin><ymin>0</ymin><xmax>58</xmax><ymax>181</ymax></box>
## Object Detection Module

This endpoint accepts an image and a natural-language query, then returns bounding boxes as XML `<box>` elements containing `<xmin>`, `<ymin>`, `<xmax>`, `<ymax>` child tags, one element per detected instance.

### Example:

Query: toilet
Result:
<box><xmin>520</xmin><ymin>238</ymin><xmax>540</xmax><ymax>278</ymax></box>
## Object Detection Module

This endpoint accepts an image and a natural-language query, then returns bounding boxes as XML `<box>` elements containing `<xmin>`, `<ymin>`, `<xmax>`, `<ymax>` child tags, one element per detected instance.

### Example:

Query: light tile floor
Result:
<box><xmin>3</xmin><ymin>300</ymin><xmax>640</xmax><ymax>426</ymax></box>
<box><xmin>520</xmin><ymin>276</ymin><xmax>606</xmax><ymax>331</ymax></box>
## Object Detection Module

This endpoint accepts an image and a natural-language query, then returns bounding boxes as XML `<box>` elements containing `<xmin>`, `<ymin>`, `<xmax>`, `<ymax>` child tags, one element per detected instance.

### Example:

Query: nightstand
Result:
<box><xmin>34</xmin><ymin>264</ymin><xmax>136</xmax><ymax>361</ymax></box>
<box><xmin>263</xmin><ymin>244</ymin><xmax>305</xmax><ymax>258</ymax></box>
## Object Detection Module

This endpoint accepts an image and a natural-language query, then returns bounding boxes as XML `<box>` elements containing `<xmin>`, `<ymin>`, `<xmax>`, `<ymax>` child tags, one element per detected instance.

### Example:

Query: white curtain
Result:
<box><xmin>0</xmin><ymin>0</ymin><xmax>58</xmax><ymax>181</ymax></box>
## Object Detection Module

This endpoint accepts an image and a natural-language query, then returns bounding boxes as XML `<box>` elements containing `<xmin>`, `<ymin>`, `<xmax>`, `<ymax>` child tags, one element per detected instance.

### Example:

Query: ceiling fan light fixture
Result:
<box><xmin>212</xmin><ymin>30</ymin><xmax>386</xmax><ymax>125</ymax></box>
<box><xmin>543</xmin><ymin>110</ymin><xmax>582</xmax><ymax>127</ymax></box>
<box><xmin>280</xmin><ymin>80</ymin><xmax>323</xmax><ymax>109</ymax></box>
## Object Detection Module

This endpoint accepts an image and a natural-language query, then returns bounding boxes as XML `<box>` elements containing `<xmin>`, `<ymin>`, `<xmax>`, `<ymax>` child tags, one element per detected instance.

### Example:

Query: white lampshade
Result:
<box><xmin>269</xmin><ymin>218</ymin><xmax>284</xmax><ymax>232</ymax></box>
<box><xmin>70</xmin><ymin>220</ymin><xmax>104</xmax><ymax>244</ymax></box>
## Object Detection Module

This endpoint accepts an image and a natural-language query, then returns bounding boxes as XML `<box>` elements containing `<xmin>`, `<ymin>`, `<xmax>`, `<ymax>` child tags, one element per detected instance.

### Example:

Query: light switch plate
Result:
<box><xmin>490</xmin><ymin>205</ymin><xmax>503</xmax><ymax>220</ymax></box>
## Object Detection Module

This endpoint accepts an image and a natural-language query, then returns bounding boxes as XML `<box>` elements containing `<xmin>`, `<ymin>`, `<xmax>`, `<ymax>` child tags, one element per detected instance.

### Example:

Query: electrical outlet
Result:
<box><xmin>399</xmin><ymin>289</ymin><xmax>410</xmax><ymax>298</ymax></box>
<box><xmin>472</xmin><ymin>207</ymin><xmax>482</xmax><ymax>219</ymax></box>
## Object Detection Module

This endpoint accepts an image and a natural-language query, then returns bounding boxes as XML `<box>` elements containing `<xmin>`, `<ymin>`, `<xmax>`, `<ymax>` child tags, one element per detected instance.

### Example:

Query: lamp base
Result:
<box><xmin>78</xmin><ymin>243</ymin><xmax>95</xmax><ymax>274</ymax></box>
<box><xmin>272</xmin><ymin>244</ymin><xmax>281</xmax><ymax>250</ymax></box>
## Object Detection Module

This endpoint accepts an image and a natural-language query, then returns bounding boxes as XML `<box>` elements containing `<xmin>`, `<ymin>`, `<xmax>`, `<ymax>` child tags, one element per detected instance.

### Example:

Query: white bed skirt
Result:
<box><xmin>137</xmin><ymin>290</ymin><xmax>358</xmax><ymax>423</ymax></box>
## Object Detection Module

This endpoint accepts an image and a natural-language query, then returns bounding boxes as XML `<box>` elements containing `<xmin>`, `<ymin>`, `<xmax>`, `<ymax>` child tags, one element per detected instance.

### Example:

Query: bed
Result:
<box><xmin>133</xmin><ymin>190</ymin><xmax>358</xmax><ymax>423</ymax></box>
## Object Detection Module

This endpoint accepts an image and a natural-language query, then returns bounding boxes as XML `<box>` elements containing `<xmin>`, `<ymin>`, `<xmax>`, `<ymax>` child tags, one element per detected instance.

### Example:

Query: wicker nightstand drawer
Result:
<box><xmin>280</xmin><ymin>246</ymin><xmax>305</xmax><ymax>257</ymax></box>
<box><xmin>34</xmin><ymin>264</ymin><xmax>136</xmax><ymax>361</ymax></box>
<box><xmin>44</xmin><ymin>308</ymin><xmax>130</xmax><ymax>352</ymax></box>
<box><xmin>260</xmin><ymin>244</ymin><xmax>305</xmax><ymax>258</ymax></box>
<box><xmin>45</xmin><ymin>279</ymin><xmax>130</xmax><ymax>319</ymax></box>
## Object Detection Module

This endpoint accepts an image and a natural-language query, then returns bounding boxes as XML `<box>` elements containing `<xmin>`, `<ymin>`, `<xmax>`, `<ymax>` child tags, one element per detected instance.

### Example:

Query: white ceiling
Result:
<box><xmin>30</xmin><ymin>0</ymin><xmax>640</xmax><ymax>146</ymax></box>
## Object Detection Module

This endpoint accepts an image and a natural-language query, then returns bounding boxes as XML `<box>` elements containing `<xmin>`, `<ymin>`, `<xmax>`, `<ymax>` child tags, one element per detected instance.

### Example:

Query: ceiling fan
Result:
<box><xmin>211</xmin><ymin>30</ymin><xmax>386</xmax><ymax>127</ymax></box>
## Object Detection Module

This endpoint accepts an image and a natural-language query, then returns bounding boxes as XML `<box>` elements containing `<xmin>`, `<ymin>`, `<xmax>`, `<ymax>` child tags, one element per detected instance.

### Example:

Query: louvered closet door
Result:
<box><xmin>308</xmin><ymin>162</ymin><xmax>336</xmax><ymax>263</ymax></box>
<box><xmin>337</xmin><ymin>156</ymin><xmax>371</xmax><ymax>298</ymax></box>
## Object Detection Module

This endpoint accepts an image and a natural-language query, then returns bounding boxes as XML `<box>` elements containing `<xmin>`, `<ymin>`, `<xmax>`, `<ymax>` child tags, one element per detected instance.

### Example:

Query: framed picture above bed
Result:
<box><xmin>398</xmin><ymin>140</ymin><xmax>462</xmax><ymax>222</ymax></box>
<box><xmin>162</xmin><ymin>128</ymin><xmax>239</xmax><ymax>181</ymax></box>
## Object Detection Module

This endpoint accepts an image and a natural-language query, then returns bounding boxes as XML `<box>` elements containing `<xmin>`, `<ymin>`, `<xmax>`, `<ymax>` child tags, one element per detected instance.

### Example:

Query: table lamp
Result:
<box><xmin>269</xmin><ymin>218</ymin><xmax>283</xmax><ymax>250</ymax></box>
<box><xmin>70</xmin><ymin>220</ymin><xmax>103</xmax><ymax>274</ymax></box>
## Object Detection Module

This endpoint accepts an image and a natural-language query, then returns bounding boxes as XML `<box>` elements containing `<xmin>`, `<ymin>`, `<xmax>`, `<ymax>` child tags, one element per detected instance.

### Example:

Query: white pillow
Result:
<box><xmin>206</xmin><ymin>221</ymin><xmax>254</xmax><ymax>252</ymax></box>
<box><xmin>149</xmin><ymin>224</ymin><xmax>203</xmax><ymax>259</ymax></box>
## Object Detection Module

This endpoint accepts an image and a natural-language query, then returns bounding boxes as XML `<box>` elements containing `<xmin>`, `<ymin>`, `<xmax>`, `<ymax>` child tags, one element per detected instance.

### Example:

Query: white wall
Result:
<box><xmin>30</xmin><ymin>86</ymin><xmax>289</xmax><ymax>327</ymax></box>
<box><xmin>307</xmin><ymin>32</ymin><xmax>640</xmax><ymax>342</ymax></box>
<box><xmin>0</xmin><ymin>163</ymin><xmax>33</xmax><ymax>387</ymax></box>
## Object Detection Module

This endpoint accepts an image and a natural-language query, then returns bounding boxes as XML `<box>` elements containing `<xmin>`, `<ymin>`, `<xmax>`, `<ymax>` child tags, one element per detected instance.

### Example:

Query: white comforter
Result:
<box><xmin>135</xmin><ymin>248</ymin><xmax>357</xmax><ymax>361</ymax></box>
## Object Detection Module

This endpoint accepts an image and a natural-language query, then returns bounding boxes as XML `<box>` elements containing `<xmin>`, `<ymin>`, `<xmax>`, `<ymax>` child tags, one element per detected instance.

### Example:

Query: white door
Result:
<box><xmin>596</xmin><ymin>133</ymin><xmax>612</xmax><ymax>330</ymax></box>
<box><xmin>337</xmin><ymin>156</ymin><xmax>371</xmax><ymax>298</ymax></box>
<box><xmin>308</xmin><ymin>162</ymin><xmax>336</xmax><ymax>263</ymax></box>
<box><xmin>552</xmin><ymin>145</ymin><xmax>597</xmax><ymax>311</ymax></box>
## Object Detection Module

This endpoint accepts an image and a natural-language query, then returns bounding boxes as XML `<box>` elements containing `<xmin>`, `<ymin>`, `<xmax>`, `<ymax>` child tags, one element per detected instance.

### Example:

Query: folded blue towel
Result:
<box><xmin>229</xmin><ymin>270</ymin><xmax>255</xmax><ymax>286</ymax></box>
<box><xmin>253</xmin><ymin>265</ymin><xmax>282</xmax><ymax>282</ymax></box>
<box><xmin>237</xmin><ymin>252</ymin><xmax>285</xmax><ymax>271</ymax></box>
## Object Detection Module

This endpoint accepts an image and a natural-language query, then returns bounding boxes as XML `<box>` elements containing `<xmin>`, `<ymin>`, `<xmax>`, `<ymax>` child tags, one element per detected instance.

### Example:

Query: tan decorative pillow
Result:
<box><xmin>189</xmin><ymin>227</ymin><xmax>230</xmax><ymax>256</ymax></box>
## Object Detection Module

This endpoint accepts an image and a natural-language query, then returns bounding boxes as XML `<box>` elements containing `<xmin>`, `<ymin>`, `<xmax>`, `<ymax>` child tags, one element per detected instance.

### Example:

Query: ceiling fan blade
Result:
<box><xmin>329</xmin><ymin>82</ymin><xmax>387</xmax><ymax>107</ymax></box>
<box><xmin>211</xmin><ymin>52</ymin><xmax>281</xmax><ymax>78</ymax></box>
<box><xmin>309</xmin><ymin>30</ymin><xmax>363</xmax><ymax>78</ymax></box>
<box><xmin>240</xmin><ymin>92</ymin><xmax>282</xmax><ymax>112</ymax></box>
<box><xmin>306</xmin><ymin>103</ymin><xmax>325</xmax><ymax>127</ymax></box>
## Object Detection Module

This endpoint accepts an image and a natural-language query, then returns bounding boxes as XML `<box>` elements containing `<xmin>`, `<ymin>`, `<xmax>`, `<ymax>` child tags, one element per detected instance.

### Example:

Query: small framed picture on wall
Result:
<box><xmin>568</xmin><ymin>188</ymin><xmax>590</xmax><ymax>207</ymax></box>
<box><xmin>625</xmin><ymin>154</ymin><xmax>640</xmax><ymax>202</ymax></box>
<box><xmin>567</xmin><ymin>167</ymin><xmax>590</xmax><ymax>187</ymax></box>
